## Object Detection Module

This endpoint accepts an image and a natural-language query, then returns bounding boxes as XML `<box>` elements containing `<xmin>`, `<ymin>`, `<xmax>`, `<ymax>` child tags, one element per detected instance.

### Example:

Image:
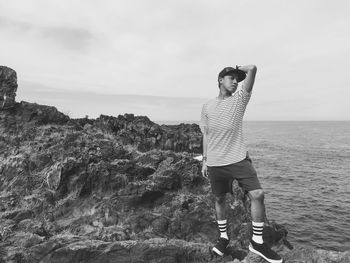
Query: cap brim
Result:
<box><xmin>224</xmin><ymin>69</ymin><xmax>246</xmax><ymax>82</ymax></box>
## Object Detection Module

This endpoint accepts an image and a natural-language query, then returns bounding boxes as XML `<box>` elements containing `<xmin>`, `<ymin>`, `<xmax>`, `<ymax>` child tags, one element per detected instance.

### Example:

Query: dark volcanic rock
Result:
<box><xmin>0</xmin><ymin>66</ymin><xmax>18</xmax><ymax>110</ymax></box>
<box><xmin>0</xmin><ymin>101</ymin><xmax>291</xmax><ymax>262</ymax></box>
<box><xmin>78</xmin><ymin>113</ymin><xmax>203</xmax><ymax>153</ymax></box>
<box><xmin>0</xmin><ymin>67</ymin><xmax>347</xmax><ymax>262</ymax></box>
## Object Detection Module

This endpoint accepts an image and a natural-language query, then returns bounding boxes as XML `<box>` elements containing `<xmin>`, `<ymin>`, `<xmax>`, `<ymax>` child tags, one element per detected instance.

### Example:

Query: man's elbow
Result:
<box><xmin>250</xmin><ymin>65</ymin><xmax>257</xmax><ymax>72</ymax></box>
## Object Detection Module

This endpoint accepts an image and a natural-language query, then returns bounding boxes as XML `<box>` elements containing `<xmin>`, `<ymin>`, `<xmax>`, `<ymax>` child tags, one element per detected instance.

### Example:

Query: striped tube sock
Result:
<box><xmin>252</xmin><ymin>221</ymin><xmax>264</xmax><ymax>244</ymax></box>
<box><xmin>217</xmin><ymin>219</ymin><xmax>229</xmax><ymax>240</ymax></box>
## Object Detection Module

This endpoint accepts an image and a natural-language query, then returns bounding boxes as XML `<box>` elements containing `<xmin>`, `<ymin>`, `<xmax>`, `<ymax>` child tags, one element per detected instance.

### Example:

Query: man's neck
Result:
<box><xmin>217</xmin><ymin>92</ymin><xmax>233</xmax><ymax>100</ymax></box>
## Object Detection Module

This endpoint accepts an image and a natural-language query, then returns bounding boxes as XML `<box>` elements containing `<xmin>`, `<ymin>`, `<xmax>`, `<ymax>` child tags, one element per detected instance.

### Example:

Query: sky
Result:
<box><xmin>0</xmin><ymin>0</ymin><xmax>349</xmax><ymax>122</ymax></box>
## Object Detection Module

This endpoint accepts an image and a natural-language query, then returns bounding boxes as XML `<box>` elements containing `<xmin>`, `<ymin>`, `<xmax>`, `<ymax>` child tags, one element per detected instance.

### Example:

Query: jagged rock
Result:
<box><xmin>0</xmin><ymin>66</ymin><xmax>346</xmax><ymax>262</ymax></box>
<box><xmin>0</xmin><ymin>66</ymin><xmax>17</xmax><ymax>110</ymax></box>
<box><xmin>0</xmin><ymin>100</ymin><xmax>291</xmax><ymax>262</ymax></box>
<box><xmin>25</xmin><ymin>236</ymin><xmax>219</xmax><ymax>263</ymax></box>
<box><xmin>78</xmin><ymin>113</ymin><xmax>203</xmax><ymax>153</ymax></box>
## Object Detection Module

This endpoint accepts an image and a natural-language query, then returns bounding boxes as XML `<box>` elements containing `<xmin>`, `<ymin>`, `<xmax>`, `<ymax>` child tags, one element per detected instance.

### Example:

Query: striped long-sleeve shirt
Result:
<box><xmin>199</xmin><ymin>87</ymin><xmax>252</xmax><ymax>166</ymax></box>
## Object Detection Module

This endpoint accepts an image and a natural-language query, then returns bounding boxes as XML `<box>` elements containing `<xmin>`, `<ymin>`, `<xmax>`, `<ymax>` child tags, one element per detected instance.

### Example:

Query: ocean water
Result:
<box><xmin>156</xmin><ymin>120</ymin><xmax>350</xmax><ymax>252</ymax></box>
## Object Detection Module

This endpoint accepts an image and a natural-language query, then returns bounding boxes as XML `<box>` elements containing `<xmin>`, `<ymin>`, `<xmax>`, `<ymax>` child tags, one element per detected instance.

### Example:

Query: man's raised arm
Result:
<box><xmin>237</xmin><ymin>65</ymin><xmax>257</xmax><ymax>93</ymax></box>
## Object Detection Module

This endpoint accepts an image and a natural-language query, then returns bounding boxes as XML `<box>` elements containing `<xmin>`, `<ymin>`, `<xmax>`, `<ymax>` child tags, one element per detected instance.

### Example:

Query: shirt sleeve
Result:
<box><xmin>199</xmin><ymin>104</ymin><xmax>208</xmax><ymax>134</ymax></box>
<box><xmin>237</xmin><ymin>86</ymin><xmax>252</xmax><ymax>106</ymax></box>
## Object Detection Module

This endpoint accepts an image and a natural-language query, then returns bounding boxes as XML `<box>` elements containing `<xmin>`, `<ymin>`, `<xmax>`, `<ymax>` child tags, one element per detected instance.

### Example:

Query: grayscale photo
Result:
<box><xmin>0</xmin><ymin>1</ymin><xmax>349</xmax><ymax>262</ymax></box>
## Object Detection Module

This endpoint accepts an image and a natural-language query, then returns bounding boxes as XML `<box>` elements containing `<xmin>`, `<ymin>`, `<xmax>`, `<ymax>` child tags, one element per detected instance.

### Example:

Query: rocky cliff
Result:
<box><xmin>0</xmin><ymin>66</ymin><xmax>349</xmax><ymax>262</ymax></box>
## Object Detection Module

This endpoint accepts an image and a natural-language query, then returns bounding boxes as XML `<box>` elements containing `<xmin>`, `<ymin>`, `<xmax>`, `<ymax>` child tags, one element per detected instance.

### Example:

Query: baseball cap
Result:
<box><xmin>218</xmin><ymin>66</ymin><xmax>246</xmax><ymax>82</ymax></box>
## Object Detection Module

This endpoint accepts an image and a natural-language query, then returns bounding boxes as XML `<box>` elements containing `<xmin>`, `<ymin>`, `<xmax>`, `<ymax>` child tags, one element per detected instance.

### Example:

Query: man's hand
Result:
<box><xmin>201</xmin><ymin>161</ymin><xmax>209</xmax><ymax>179</ymax></box>
<box><xmin>237</xmin><ymin>65</ymin><xmax>257</xmax><ymax>93</ymax></box>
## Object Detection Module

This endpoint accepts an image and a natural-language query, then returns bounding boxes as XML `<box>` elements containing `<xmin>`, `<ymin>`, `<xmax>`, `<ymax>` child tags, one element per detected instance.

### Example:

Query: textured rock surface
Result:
<box><xmin>0</xmin><ymin>70</ymin><xmax>348</xmax><ymax>262</ymax></box>
<box><xmin>0</xmin><ymin>66</ymin><xmax>18</xmax><ymax>110</ymax></box>
<box><xmin>75</xmin><ymin>114</ymin><xmax>202</xmax><ymax>153</ymax></box>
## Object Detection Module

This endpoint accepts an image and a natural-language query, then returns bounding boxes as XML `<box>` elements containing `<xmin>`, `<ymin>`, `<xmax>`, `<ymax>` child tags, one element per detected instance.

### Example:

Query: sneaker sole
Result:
<box><xmin>212</xmin><ymin>247</ymin><xmax>224</xmax><ymax>256</ymax></box>
<box><xmin>249</xmin><ymin>244</ymin><xmax>283</xmax><ymax>263</ymax></box>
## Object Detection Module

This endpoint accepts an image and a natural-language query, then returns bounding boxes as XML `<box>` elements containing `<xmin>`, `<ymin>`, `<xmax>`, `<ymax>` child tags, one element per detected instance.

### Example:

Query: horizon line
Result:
<box><xmin>154</xmin><ymin>120</ymin><xmax>350</xmax><ymax>122</ymax></box>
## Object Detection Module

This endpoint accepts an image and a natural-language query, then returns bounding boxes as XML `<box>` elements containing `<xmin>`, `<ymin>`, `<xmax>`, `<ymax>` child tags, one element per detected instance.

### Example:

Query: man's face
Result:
<box><xmin>219</xmin><ymin>73</ymin><xmax>239</xmax><ymax>92</ymax></box>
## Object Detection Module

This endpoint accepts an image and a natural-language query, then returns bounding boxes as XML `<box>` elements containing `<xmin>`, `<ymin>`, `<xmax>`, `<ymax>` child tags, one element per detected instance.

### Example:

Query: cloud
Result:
<box><xmin>1</xmin><ymin>0</ymin><xmax>349</xmax><ymax>120</ymax></box>
<box><xmin>0</xmin><ymin>16</ymin><xmax>95</xmax><ymax>51</ymax></box>
<box><xmin>40</xmin><ymin>26</ymin><xmax>95</xmax><ymax>51</ymax></box>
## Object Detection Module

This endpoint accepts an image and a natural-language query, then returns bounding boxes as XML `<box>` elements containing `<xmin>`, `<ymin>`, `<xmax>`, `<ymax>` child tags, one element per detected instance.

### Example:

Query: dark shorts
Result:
<box><xmin>207</xmin><ymin>153</ymin><xmax>262</xmax><ymax>196</ymax></box>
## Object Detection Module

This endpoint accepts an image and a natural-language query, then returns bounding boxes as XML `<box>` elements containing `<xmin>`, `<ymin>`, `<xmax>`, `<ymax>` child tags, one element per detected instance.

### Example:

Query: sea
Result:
<box><xmin>155</xmin><ymin>120</ymin><xmax>350</xmax><ymax>252</ymax></box>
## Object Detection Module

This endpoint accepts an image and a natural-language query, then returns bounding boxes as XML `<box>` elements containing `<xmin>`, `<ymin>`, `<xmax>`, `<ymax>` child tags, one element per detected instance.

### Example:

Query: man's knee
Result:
<box><xmin>248</xmin><ymin>188</ymin><xmax>264</xmax><ymax>201</ymax></box>
<box><xmin>215</xmin><ymin>194</ymin><xmax>226</xmax><ymax>204</ymax></box>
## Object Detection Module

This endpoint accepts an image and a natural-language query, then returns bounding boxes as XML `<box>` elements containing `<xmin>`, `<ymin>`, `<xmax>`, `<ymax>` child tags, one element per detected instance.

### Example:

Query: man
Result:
<box><xmin>199</xmin><ymin>65</ymin><xmax>283</xmax><ymax>263</ymax></box>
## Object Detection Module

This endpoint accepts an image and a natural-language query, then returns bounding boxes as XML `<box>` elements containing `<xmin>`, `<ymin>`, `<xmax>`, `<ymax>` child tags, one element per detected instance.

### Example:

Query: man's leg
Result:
<box><xmin>208</xmin><ymin>166</ymin><xmax>231</xmax><ymax>256</ymax></box>
<box><xmin>212</xmin><ymin>193</ymin><xmax>230</xmax><ymax>256</ymax></box>
<box><xmin>248</xmin><ymin>189</ymin><xmax>265</xmax><ymax>222</ymax></box>
<box><xmin>248</xmin><ymin>189</ymin><xmax>265</xmax><ymax>243</ymax></box>
<box><xmin>247</xmin><ymin>189</ymin><xmax>283</xmax><ymax>263</ymax></box>
<box><xmin>214</xmin><ymin>194</ymin><xmax>229</xmax><ymax>240</ymax></box>
<box><xmin>215</xmin><ymin>194</ymin><xmax>227</xmax><ymax>220</ymax></box>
